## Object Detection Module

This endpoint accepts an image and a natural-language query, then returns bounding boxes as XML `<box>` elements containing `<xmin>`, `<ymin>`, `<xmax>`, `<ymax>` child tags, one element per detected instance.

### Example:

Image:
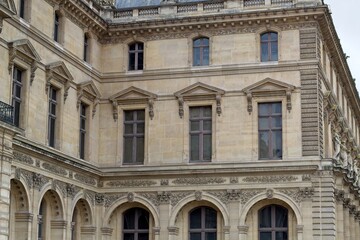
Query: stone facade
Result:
<box><xmin>0</xmin><ymin>0</ymin><xmax>359</xmax><ymax>239</ymax></box>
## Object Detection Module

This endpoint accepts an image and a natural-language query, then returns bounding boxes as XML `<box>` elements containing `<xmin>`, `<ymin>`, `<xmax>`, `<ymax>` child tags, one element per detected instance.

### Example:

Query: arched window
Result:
<box><xmin>193</xmin><ymin>37</ymin><xmax>209</xmax><ymax>66</ymax></box>
<box><xmin>123</xmin><ymin>208</ymin><xmax>149</xmax><ymax>240</ymax></box>
<box><xmin>260</xmin><ymin>32</ymin><xmax>278</xmax><ymax>62</ymax></box>
<box><xmin>258</xmin><ymin>205</ymin><xmax>288</xmax><ymax>240</ymax></box>
<box><xmin>189</xmin><ymin>206</ymin><xmax>217</xmax><ymax>240</ymax></box>
<box><xmin>129</xmin><ymin>42</ymin><xmax>144</xmax><ymax>71</ymax></box>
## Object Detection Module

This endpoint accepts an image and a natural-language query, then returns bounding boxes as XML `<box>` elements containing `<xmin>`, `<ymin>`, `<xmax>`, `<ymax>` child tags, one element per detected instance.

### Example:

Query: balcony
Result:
<box><xmin>0</xmin><ymin>101</ymin><xmax>14</xmax><ymax>125</ymax></box>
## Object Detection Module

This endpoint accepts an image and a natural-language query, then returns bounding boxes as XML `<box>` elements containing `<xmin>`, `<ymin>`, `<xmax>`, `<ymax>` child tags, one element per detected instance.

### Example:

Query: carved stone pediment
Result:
<box><xmin>77</xmin><ymin>81</ymin><xmax>101</xmax><ymax>117</ymax></box>
<box><xmin>8</xmin><ymin>39</ymin><xmax>41</xmax><ymax>85</ymax></box>
<box><xmin>174</xmin><ymin>82</ymin><xmax>225</xmax><ymax>117</ymax></box>
<box><xmin>242</xmin><ymin>78</ymin><xmax>295</xmax><ymax>113</ymax></box>
<box><xmin>109</xmin><ymin>86</ymin><xmax>157</xmax><ymax>121</ymax></box>
<box><xmin>0</xmin><ymin>0</ymin><xmax>16</xmax><ymax>33</ymax></box>
<box><xmin>45</xmin><ymin>61</ymin><xmax>74</xmax><ymax>102</ymax></box>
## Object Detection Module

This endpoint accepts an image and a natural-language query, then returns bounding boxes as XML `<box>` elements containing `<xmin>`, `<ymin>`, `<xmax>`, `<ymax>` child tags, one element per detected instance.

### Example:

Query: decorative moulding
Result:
<box><xmin>0</xmin><ymin>0</ymin><xmax>16</xmax><ymax>33</ymax></box>
<box><xmin>242</xmin><ymin>78</ymin><xmax>295</xmax><ymax>114</ymax></box>
<box><xmin>76</xmin><ymin>80</ymin><xmax>101</xmax><ymax>118</ymax></box>
<box><xmin>45</xmin><ymin>61</ymin><xmax>74</xmax><ymax>102</ymax></box>
<box><xmin>8</xmin><ymin>39</ymin><xmax>41</xmax><ymax>85</ymax></box>
<box><xmin>109</xmin><ymin>86</ymin><xmax>157</xmax><ymax>121</ymax></box>
<box><xmin>174</xmin><ymin>82</ymin><xmax>225</xmax><ymax>118</ymax></box>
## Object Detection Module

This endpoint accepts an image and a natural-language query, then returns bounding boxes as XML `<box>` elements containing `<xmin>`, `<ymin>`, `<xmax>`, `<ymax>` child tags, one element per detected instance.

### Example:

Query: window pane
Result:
<box><xmin>203</xmin><ymin>120</ymin><xmax>212</xmax><ymax>131</ymax></box>
<box><xmin>259</xmin><ymin>132</ymin><xmax>269</xmax><ymax>159</ymax></box>
<box><xmin>137</xmin><ymin>110</ymin><xmax>145</xmax><ymax>120</ymax></box>
<box><xmin>259</xmin><ymin>206</ymin><xmax>272</xmax><ymax>228</ymax></box>
<box><xmin>203</xmin><ymin>134</ymin><xmax>212</xmax><ymax>161</ymax></box>
<box><xmin>50</xmin><ymin>103</ymin><xmax>56</xmax><ymax>115</ymax></box>
<box><xmin>123</xmin><ymin>233</ymin><xmax>134</xmax><ymax>240</ymax></box>
<box><xmin>190</xmin><ymin>233</ymin><xmax>201</xmax><ymax>240</ymax></box>
<box><xmin>136</xmin><ymin>137</ymin><xmax>144</xmax><ymax>163</ymax></box>
<box><xmin>193</xmin><ymin>39</ymin><xmax>201</xmax><ymax>47</ymax></box>
<box><xmin>276</xmin><ymin>232</ymin><xmax>288</xmax><ymax>240</ymax></box>
<box><xmin>261</xmin><ymin>43</ymin><xmax>268</xmax><ymax>61</ymax></box>
<box><xmin>259</xmin><ymin>103</ymin><xmax>268</xmax><ymax>116</ymax></box>
<box><xmin>271</xmin><ymin>42</ymin><xmax>278</xmax><ymax>61</ymax></box>
<box><xmin>125</xmin><ymin>124</ymin><xmax>133</xmax><ymax>134</ymax></box>
<box><xmin>129</xmin><ymin>52</ymin><xmax>135</xmax><ymax>70</ymax></box>
<box><xmin>138</xmin><ymin>210</ymin><xmax>149</xmax><ymax>229</ymax></box>
<box><xmin>125</xmin><ymin>111</ymin><xmax>134</xmax><ymax>121</ymax></box>
<box><xmin>270</xmin><ymin>32</ymin><xmax>278</xmax><ymax>41</ymax></box>
<box><xmin>259</xmin><ymin>118</ymin><xmax>268</xmax><ymax>130</ymax></box>
<box><xmin>124</xmin><ymin>137</ymin><xmax>133</xmax><ymax>163</ymax></box>
<box><xmin>275</xmin><ymin>206</ymin><xmax>288</xmax><ymax>227</ymax></box>
<box><xmin>261</xmin><ymin>33</ymin><xmax>268</xmax><ymax>42</ymax></box>
<box><xmin>272</xmin><ymin>103</ymin><xmax>281</xmax><ymax>114</ymax></box>
<box><xmin>138</xmin><ymin>233</ymin><xmax>149</xmax><ymax>240</ymax></box>
<box><xmin>205</xmin><ymin>208</ymin><xmax>217</xmax><ymax>228</ymax></box>
<box><xmin>203</xmin><ymin>47</ymin><xmax>209</xmax><ymax>66</ymax></box>
<box><xmin>205</xmin><ymin>232</ymin><xmax>217</xmax><ymax>240</ymax></box>
<box><xmin>137</xmin><ymin>43</ymin><xmax>144</xmax><ymax>50</ymax></box>
<box><xmin>49</xmin><ymin>118</ymin><xmax>56</xmax><ymax>147</ymax></box>
<box><xmin>190</xmin><ymin>108</ymin><xmax>200</xmax><ymax>118</ymax></box>
<box><xmin>191</xmin><ymin>121</ymin><xmax>200</xmax><ymax>131</ymax></box>
<box><xmin>202</xmin><ymin>38</ymin><xmax>209</xmax><ymax>45</ymax></box>
<box><xmin>137</xmin><ymin>123</ymin><xmax>145</xmax><ymax>134</ymax></box>
<box><xmin>124</xmin><ymin>209</ymin><xmax>135</xmax><ymax>229</ymax></box>
<box><xmin>190</xmin><ymin>135</ymin><xmax>199</xmax><ymax>161</ymax></box>
<box><xmin>138</xmin><ymin>52</ymin><xmax>144</xmax><ymax>70</ymax></box>
<box><xmin>203</xmin><ymin>107</ymin><xmax>212</xmax><ymax>117</ymax></box>
<box><xmin>272</xmin><ymin>131</ymin><xmax>282</xmax><ymax>159</ymax></box>
<box><xmin>259</xmin><ymin>232</ymin><xmax>272</xmax><ymax>240</ymax></box>
<box><xmin>271</xmin><ymin>116</ymin><xmax>282</xmax><ymax>128</ymax></box>
<box><xmin>193</xmin><ymin>48</ymin><xmax>200</xmax><ymax>66</ymax></box>
<box><xmin>81</xmin><ymin>118</ymin><xmax>86</xmax><ymax>129</ymax></box>
<box><xmin>190</xmin><ymin>208</ymin><xmax>201</xmax><ymax>229</ymax></box>
<box><xmin>15</xmin><ymin>85</ymin><xmax>21</xmax><ymax>98</ymax></box>
<box><xmin>129</xmin><ymin>44</ymin><xmax>136</xmax><ymax>51</ymax></box>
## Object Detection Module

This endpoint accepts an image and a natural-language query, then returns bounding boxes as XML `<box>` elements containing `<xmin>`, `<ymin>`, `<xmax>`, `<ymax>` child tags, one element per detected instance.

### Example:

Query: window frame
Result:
<box><xmin>123</xmin><ymin>109</ymin><xmax>145</xmax><ymax>165</ymax></box>
<box><xmin>128</xmin><ymin>42</ymin><xmax>144</xmax><ymax>71</ymax></box>
<box><xmin>260</xmin><ymin>32</ymin><xmax>278</xmax><ymax>62</ymax></box>
<box><xmin>12</xmin><ymin>66</ymin><xmax>23</xmax><ymax>127</ymax></box>
<box><xmin>188</xmin><ymin>206</ymin><xmax>217</xmax><ymax>240</ymax></box>
<box><xmin>122</xmin><ymin>207</ymin><xmax>150</xmax><ymax>240</ymax></box>
<box><xmin>258</xmin><ymin>205</ymin><xmax>288</xmax><ymax>240</ymax></box>
<box><xmin>193</xmin><ymin>37</ymin><xmax>210</xmax><ymax>67</ymax></box>
<box><xmin>79</xmin><ymin>102</ymin><xmax>88</xmax><ymax>160</ymax></box>
<box><xmin>189</xmin><ymin>106</ymin><xmax>212</xmax><ymax>162</ymax></box>
<box><xmin>83</xmin><ymin>33</ymin><xmax>89</xmax><ymax>63</ymax></box>
<box><xmin>54</xmin><ymin>12</ymin><xmax>60</xmax><ymax>42</ymax></box>
<box><xmin>258</xmin><ymin>102</ymin><xmax>283</xmax><ymax>160</ymax></box>
<box><xmin>48</xmin><ymin>86</ymin><xmax>58</xmax><ymax>148</ymax></box>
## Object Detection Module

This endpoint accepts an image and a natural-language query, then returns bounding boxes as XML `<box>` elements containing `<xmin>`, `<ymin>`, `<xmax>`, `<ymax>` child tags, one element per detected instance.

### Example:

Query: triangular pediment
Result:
<box><xmin>175</xmin><ymin>82</ymin><xmax>225</xmax><ymax>98</ymax></box>
<box><xmin>110</xmin><ymin>86</ymin><xmax>157</xmax><ymax>102</ymax></box>
<box><xmin>78</xmin><ymin>81</ymin><xmax>101</xmax><ymax>99</ymax></box>
<box><xmin>0</xmin><ymin>0</ymin><xmax>17</xmax><ymax>17</ymax></box>
<box><xmin>243</xmin><ymin>78</ymin><xmax>295</xmax><ymax>94</ymax></box>
<box><xmin>9</xmin><ymin>39</ymin><xmax>41</xmax><ymax>61</ymax></box>
<box><xmin>46</xmin><ymin>61</ymin><xmax>74</xmax><ymax>82</ymax></box>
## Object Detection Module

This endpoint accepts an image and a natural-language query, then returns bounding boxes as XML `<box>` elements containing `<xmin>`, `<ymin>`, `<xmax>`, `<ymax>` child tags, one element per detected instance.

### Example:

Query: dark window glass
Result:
<box><xmin>79</xmin><ymin>103</ymin><xmax>87</xmax><ymax>159</ymax></box>
<box><xmin>54</xmin><ymin>13</ymin><xmax>60</xmax><ymax>42</ymax></box>
<box><xmin>12</xmin><ymin>67</ymin><xmax>23</xmax><ymax>127</ymax></box>
<box><xmin>193</xmin><ymin>38</ymin><xmax>210</xmax><ymax>66</ymax></box>
<box><xmin>123</xmin><ymin>208</ymin><xmax>149</xmax><ymax>240</ymax></box>
<box><xmin>123</xmin><ymin>110</ymin><xmax>145</xmax><ymax>164</ymax></box>
<box><xmin>38</xmin><ymin>200</ymin><xmax>46</xmax><ymax>240</ymax></box>
<box><xmin>129</xmin><ymin>42</ymin><xmax>144</xmax><ymax>71</ymax></box>
<box><xmin>190</xmin><ymin>106</ymin><xmax>212</xmax><ymax>162</ymax></box>
<box><xmin>83</xmin><ymin>34</ymin><xmax>89</xmax><ymax>62</ymax></box>
<box><xmin>258</xmin><ymin>102</ymin><xmax>282</xmax><ymax>159</ymax></box>
<box><xmin>48</xmin><ymin>87</ymin><xmax>57</xmax><ymax>147</ymax></box>
<box><xmin>189</xmin><ymin>207</ymin><xmax>217</xmax><ymax>240</ymax></box>
<box><xmin>259</xmin><ymin>205</ymin><xmax>288</xmax><ymax>240</ymax></box>
<box><xmin>261</xmin><ymin>32</ymin><xmax>278</xmax><ymax>62</ymax></box>
<box><xmin>19</xmin><ymin>0</ymin><xmax>25</xmax><ymax>18</ymax></box>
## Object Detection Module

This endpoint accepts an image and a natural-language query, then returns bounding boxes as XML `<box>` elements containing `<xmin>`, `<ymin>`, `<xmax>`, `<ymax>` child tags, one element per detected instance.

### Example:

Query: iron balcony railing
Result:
<box><xmin>0</xmin><ymin>101</ymin><xmax>14</xmax><ymax>125</ymax></box>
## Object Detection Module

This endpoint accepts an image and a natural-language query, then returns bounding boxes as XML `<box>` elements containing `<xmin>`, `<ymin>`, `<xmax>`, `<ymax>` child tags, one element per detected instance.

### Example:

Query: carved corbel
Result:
<box><xmin>64</xmin><ymin>82</ymin><xmax>70</xmax><ymax>103</ymax></box>
<box><xmin>178</xmin><ymin>97</ymin><xmax>184</xmax><ymax>118</ymax></box>
<box><xmin>30</xmin><ymin>62</ymin><xmax>37</xmax><ymax>85</ymax></box>
<box><xmin>111</xmin><ymin>100</ymin><xmax>118</xmax><ymax>121</ymax></box>
<box><xmin>148</xmin><ymin>99</ymin><xmax>154</xmax><ymax>120</ymax></box>
<box><xmin>92</xmin><ymin>98</ymin><xmax>99</xmax><ymax>118</ymax></box>
<box><xmin>45</xmin><ymin>71</ymin><xmax>53</xmax><ymax>94</ymax></box>
<box><xmin>76</xmin><ymin>89</ymin><xmax>83</xmax><ymax>110</ymax></box>
<box><xmin>246</xmin><ymin>92</ymin><xmax>252</xmax><ymax>114</ymax></box>
<box><xmin>8</xmin><ymin>46</ymin><xmax>15</xmax><ymax>74</ymax></box>
<box><xmin>216</xmin><ymin>94</ymin><xmax>222</xmax><ymax>116</ymax></box>
<box><xmin>286</xmin><ymin>90</ymin><xmax>292</xmax><ymax>111</ymax></box>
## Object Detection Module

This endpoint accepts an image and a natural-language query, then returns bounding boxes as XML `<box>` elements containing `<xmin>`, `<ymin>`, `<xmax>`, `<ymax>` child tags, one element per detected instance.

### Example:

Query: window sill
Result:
<box><xmin>126</xmin><ymin>70</ymin><xmax>144</xmax><ymax>75</ymax></box>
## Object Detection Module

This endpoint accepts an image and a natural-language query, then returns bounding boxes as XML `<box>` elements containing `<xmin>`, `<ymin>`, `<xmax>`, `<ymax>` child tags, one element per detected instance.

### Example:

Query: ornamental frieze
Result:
<box><xmin>242</xmin><ymin>175</ymin><xmax>298</xmax><ymax>183</ymax></box>
<box><xmin>278</xmin><ymin>187</ymin><xmax>315</xmax><ymax>204</ymax></box>
<box><xmin>104</xmin><ymin>193</ymin><xmax>126</xmax><ymax>208</ymax></box>
<box><xmin>42</xmin><ymin>162</ymin><xmax>67</xmax><ymax>176</ymax></box>
<box><xmin>239</xmin><ymin>190</ymin><xmax>263</xmax><ymax>204</ymax></box>
<box><xmin>32</xmin><ymin>173</ymin><xmax>50</xmax><ymax>191</ymax></box>
<box><xmin>13</xmin><ymin>152</ymin><xmax>34</xmax><ymax>165</ymax></box>
<box><xmin>170</xmin><ymin>191</ymin><xmax>193</xmax><ymax>206</ymax></box>
<box><xmin>207</xmin><ymin>190</ymin><xmax>242</xmax><ymax>204</ymax></box>
<box><xmin>106</xmin><ymin>180</ymin><xmax>157</xmax><ymax>187</ymax></box>
<box><xmin>74</xmin><ymin>173</ymin><xmax>96</xmax><ymax>186</ymax></box>
<box><xmin>84</xmin><ymin>190</ymin><xmax>96</xmax><ymax>206</ymax></box>
<box><xmin>172</xmin><ymin>177</ymin><xmax>226</xmax><ymax>185</ymax></box>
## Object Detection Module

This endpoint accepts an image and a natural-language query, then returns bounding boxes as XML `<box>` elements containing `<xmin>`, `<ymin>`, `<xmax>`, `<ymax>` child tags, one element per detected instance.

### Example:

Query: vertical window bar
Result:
<box><xmin>79</xmin><ymin>103</ymin><xmax>87</xmax><ymax>159</ymax></box>
<box><xmin>48</xmin><ymin>86</ymin><xmax>57</xmax><ymax>147</ymax></box>
<box><xmin>12</xmin><ymin>67</ymin><xmax>22</xmax><ymax>127</ymax></box>
<box><xmin>54</xmin><ymin>13</ymin><xmax>60</xmax><ymax>42</ymax></box>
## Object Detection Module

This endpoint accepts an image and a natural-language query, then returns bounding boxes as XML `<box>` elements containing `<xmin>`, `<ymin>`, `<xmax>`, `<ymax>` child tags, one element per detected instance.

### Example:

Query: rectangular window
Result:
<box><xmin>128</xmin><ymin>42</ymin><xmax>144</xmax><ymax>71</ymax></box>
<box><xmin>79</xmin><ymin>103</ymin><xmax>87</xmax><ymax>159</ymax></box>
<box><xmin>54</xmin><ymin>13</ymin><xmax>60</xmax><ymax>42</ymax></box>
<box><xmin>48</xmin><ymin>86</ymin><xmax>57</xmax><ymax>147</ymax></box>
<box><xmin>190</xmin><ymin>106</ymin><xmax>212</xmax><ymax>162</ymax></box>
<box><xmin>123</xmin><ymin>110</ymin><xmax>145</xmax><ymax>164</ymax></box>
<box><xmin>12</xmin><ymin>67</ymin><xmax>23</xmax><ymax>127</ymax></box>
<box><xmin>258</xmin><ymin>102</ymin><xmax>282</xmax><ymax>159</ymax></box>
<box><xmin>19</xmin><ymin>0</ymin><xmax>25</xmax><ymax>18</ymax></box>
<box><xmin>83</xmin><ymin>34</ymin><xmax>89</xmax><ymax>62</ymax></box>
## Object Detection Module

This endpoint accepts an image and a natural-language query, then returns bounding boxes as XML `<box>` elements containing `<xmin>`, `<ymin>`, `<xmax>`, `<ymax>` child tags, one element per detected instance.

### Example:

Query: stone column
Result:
<box><xmin>0</xmin><ymin>126</ymin><xmax>17</xmax><ymax>240</ymax></box>
<box><xmin>167</xmin><ymin>226</ymin><xmax>179</xmax><ymax>240</ymax></box>
<box><xmin>81</xmin><ymin>225</ymin><xmax>96</xmax><ymax>240</ymax></box>
<box><xmin>238</xmin><ymin>225</ymin><xmax>249</xmax><ymax>240</ymax></box>
<box><xmin>100</xmin><ymin>227</ymin><xmax>113</xmax><ymax>240</ymax></box>
<box><xmin>51</xmin><ymin>220</ymin><xmax>67</xmax><ymax>240</ymax></box>
<box><xmin>296</xmin><ymin>225</ymin><xmax>304</xmax><ymax>240</ymax></box>
<box><xmin>223</xmin><ymin>225</ymin><xmax>230</xmax><ymax>240</ymax></box>
<box><xmin>14</xmin><ymin>212</ymin><xmax>33</xmax><ymax>240</ymax></box>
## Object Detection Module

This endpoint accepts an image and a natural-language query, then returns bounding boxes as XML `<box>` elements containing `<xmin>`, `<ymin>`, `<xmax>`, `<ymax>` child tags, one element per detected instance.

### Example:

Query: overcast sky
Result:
<box><xmin>325</xmin><ymin>0</ymin><xmax>360</xmax><ymax>91</ymax></box>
